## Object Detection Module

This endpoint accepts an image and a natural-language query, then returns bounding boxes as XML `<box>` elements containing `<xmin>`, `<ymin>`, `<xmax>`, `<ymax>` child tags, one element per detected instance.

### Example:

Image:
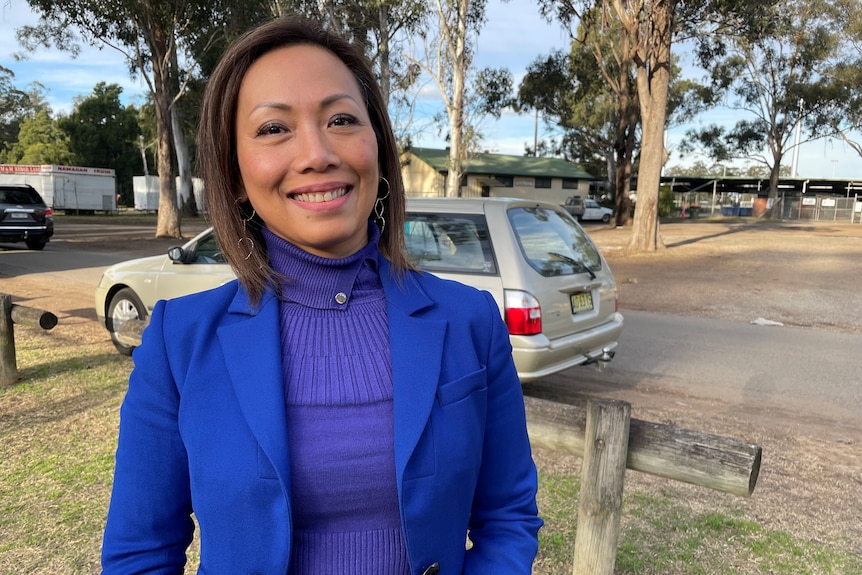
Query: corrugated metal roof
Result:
<box><xmin>408</xmin><ymin>147</ymin><xmax>594</xmax><ymax>179</ymax></box>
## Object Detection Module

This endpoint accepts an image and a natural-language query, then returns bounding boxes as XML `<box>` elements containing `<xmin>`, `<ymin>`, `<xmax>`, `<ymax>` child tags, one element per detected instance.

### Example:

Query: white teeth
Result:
<box><xmin>293</xmin><ymin>188</ymin><xmax>347</xmax><ymax>203</ymax></box>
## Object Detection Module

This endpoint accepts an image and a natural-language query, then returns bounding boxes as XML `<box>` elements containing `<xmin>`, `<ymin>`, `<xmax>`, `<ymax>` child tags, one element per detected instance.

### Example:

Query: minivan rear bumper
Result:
<box><xmin>510</xmin><ymin>312</ymin><xmax>624</xmax><ymax>383</ymax></box>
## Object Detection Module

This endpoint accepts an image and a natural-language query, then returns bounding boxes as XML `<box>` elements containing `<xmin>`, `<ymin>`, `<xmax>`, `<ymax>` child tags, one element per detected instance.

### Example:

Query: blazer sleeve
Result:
<box><xmin>101</xmin><ymin>300</ymin><xmax>194</xmax><ymax>574</ymax></box>
<box><xmin>463</xmin><ymin>290</ymin><xmax>543</xmax><ymax>573</ymax></box>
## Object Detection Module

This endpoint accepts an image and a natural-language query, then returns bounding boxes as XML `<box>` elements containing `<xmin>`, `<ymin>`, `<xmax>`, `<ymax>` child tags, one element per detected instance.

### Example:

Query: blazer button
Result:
<box><xmin>421</xmin><ymin>563</ymin><xmax>440</xmax><ymax>575</ymax></box>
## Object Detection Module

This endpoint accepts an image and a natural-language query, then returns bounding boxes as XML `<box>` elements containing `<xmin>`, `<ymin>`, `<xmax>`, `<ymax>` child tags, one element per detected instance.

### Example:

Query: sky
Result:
<box><xmin>2</xmin><ymin>0</ymin><xmax>861</xmax><ymax>179</ymax></box>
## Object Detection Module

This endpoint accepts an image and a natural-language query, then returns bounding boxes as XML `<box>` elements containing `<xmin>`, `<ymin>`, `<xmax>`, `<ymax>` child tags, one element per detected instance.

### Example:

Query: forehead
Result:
<box><xmin>240</xmin><ymin>44</ymin><xmax>364</xmax><ymax>101</ymax></box>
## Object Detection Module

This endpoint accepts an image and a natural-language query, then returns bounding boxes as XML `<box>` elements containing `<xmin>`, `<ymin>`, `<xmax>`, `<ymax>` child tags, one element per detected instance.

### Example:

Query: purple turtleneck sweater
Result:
<box><xmin>263</xmin><ymin>225</ymin><xmax>410</xmax><ymax>575</ymax></box>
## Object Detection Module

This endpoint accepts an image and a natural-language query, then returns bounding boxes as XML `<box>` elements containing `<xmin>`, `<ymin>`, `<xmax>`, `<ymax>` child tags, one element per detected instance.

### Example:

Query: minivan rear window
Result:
<box><xmin>405</xmin><ymin>213</ymin><xmax>496</xmax><ymax>274</ymax></box>
<box><xmin>508</xmin><ymin>206</ymin><xmax>602</xmax><ymax>277</ymax></box>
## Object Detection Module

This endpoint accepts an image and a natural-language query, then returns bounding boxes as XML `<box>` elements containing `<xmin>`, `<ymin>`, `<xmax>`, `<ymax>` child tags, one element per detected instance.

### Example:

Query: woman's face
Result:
<box><xmin>235</xmin><ymin>44</ymin><xmax>379</xmax><ymax>258</ymax></box>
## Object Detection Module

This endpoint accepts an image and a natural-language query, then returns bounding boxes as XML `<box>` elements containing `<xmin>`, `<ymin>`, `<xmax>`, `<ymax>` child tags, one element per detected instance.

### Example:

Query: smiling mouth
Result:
<box><xmin>291</xmin><ymin>187</ymin><xmax>348</xmax><ymax>203</ymax></box>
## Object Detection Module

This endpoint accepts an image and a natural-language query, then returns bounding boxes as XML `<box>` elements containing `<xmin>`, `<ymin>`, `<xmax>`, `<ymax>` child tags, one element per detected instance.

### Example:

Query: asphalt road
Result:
<box><xmin>557</xmin><ymin>310</ymin><xmax>862</xmax><ymax>424</ymax></box>
<box><xmin>3</xmin><ymin>223</ymin><xmax>860</xmax><ymax>429</ymax></box>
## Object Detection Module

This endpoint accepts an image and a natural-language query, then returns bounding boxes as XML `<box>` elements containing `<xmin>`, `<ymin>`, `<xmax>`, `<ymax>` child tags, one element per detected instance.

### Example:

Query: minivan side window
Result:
<box><xmin>405</xmin><ymin>213</ymin><xmax>497</xmax><ymax>274</ymax></box>
<box><xmin>508</xmin><ymin>207</ymin><xmax>602</xmax><ymax>277</ymax></box>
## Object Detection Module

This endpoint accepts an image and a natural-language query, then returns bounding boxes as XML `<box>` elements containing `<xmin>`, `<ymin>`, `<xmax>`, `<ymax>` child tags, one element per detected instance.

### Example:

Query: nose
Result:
<box><xmin>293</xmin><ymin>126</ymin><xmax>339</xmax><ymax>173</ymax></box>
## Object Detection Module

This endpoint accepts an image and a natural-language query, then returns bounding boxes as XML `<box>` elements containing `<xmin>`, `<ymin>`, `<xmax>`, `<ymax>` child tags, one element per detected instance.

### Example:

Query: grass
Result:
<box><xmin>2</xmin><ymin>326</ymin><xmax>860</xmax><ymax>574</ymax></box>
<box><xmin>534</xmin><ymin>464</ymin><xmax>862</xmax><ymax>574</ymax></box>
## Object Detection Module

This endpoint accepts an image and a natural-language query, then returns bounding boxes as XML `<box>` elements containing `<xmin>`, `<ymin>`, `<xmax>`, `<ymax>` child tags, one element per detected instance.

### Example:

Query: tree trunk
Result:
<box><xmin>149</xmin><ymin>25</ymin><xmax>181</xmax><ymax>239</ymax></box>
<box><xmin>628</xmin><ymin>0</ymin><xmax>673</xmax><ymax>252</ymax></box>
<box><xmin>376</xmin><ymin>4</ymin><xmax>392</xmax><ymax>107</ymax></box>
<box><xmin>170</xmin><ymin>47</ymin><xmax>197</xmax><ymax>219</ymax></box>
<box><xmin>614</xmin><ymin>98</ymin><xmax>638</xmax><ymax>227</ymax></box>
<box><xmin>444</xmin><ymin>0</ymin><xmax>469</xmax><ymax>198</ymax></box>
<box><xmin>172</xmin><ymin>106</ymin><xmax>197</xmax><ymax>218</ymax></box>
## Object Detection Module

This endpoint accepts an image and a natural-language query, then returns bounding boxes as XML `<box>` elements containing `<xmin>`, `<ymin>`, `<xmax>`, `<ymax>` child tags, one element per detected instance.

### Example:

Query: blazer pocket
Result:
<box><xmin>436</xmin><ymin>367</ymin><xmax>487</xmax><ymax>406</ymax></box>
<box><xmin>257</xmin><ymin>446</ymin><xmax>278</xmax><ymax>480</ymax></box>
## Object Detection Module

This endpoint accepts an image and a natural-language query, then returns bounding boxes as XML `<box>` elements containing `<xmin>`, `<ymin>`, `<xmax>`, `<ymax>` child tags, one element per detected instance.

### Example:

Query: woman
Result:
<box><xmin>101</xmin><ymin>16</ymin><xmax>541</xmax><ymax>575</ymax></box>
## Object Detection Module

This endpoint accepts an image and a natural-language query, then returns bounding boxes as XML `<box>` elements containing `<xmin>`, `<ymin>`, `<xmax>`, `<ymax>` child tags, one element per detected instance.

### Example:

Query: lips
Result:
<box><xmin>291</xmin><ymin>187</ymin><xmax>348</xmax><ymax>203</ymax></box>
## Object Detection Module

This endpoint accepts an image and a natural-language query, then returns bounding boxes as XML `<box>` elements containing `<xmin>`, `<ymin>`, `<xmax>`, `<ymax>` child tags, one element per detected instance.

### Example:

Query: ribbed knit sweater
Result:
<box><xmin>263</xmin><ymin>224</ymin><xmax>410</xmax><ymax>575</ymax></box>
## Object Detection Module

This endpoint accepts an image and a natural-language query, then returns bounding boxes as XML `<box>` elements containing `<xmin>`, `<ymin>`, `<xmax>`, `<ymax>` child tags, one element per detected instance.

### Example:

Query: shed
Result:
<box><xmin>401</xmin><ymin>147</ymin><xmax>594</xmax><ymax>204</ymax></box>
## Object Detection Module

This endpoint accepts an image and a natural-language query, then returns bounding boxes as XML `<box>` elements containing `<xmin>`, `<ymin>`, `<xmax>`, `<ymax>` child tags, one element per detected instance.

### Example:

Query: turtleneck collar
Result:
<box><xmin>262</xmin><ymin>221</ymin><xmax>382</xmax><ymax>310</ymax></box>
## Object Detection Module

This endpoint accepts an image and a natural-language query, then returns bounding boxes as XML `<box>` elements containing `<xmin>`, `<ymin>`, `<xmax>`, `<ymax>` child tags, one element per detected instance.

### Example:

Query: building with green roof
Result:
<box><xmin>401</xmin><ymin>147</ymin><xmax>595</xmax><ymax>204</ymax></box>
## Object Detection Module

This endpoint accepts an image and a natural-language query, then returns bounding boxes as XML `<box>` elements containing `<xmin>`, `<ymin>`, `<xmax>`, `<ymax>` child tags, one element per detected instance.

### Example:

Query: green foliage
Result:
<box><xmin>0</xmin><ymin>67</ymin><xmax>49</xmax><ymax>159</ymax></box>
<box><xmin>58</xmin><ymin>82</ymin><xmax>141</xmax><ymax>201</ymax></box>
<box><xmin>0</xmin><ymin>109</ymin><xmax>73</xmax><ymax>165</ymax></box>
<box><xmin>681</xmin><ymin>0</ymin><xmax>853</xmax><ymax>191</ymax></box>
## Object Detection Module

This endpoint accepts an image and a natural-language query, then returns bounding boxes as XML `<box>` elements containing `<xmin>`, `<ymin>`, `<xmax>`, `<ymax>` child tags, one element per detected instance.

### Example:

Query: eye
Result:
<box><xmin>256</xmin><ymin>123</ymin><xmax>286</xmax><ymax>136</ymax></box>
<box><xmin>330</xmin><ymin>113</ymin><xmax>359</xmax><ymax>127</ymax></box>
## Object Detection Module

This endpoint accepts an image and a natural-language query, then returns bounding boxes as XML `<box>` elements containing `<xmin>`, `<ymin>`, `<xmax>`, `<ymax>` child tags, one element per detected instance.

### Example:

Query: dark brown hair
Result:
<box><xmin>197</xmin><ymin>15</ymin><xmax>410</xmax><ymax>306</ymax></box>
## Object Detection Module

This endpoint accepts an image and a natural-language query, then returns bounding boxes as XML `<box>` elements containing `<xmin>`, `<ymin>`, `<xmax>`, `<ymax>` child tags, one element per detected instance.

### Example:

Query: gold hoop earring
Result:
<box><xmin>374</xmin><ymin>177</ymin><xmax>390</xmax><ymax>235</ymax></box>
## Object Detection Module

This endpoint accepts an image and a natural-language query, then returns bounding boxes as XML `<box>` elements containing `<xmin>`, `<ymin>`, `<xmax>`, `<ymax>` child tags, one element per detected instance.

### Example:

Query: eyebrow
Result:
<box><xmin>251</xmin><ymin>93</ymin><xmax>360</xmax><ymax>113</ymax></box>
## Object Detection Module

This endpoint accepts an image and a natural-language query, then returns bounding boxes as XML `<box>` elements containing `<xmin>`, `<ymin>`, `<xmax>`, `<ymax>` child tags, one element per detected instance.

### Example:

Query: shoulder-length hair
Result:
<box><xmin>197</xmin><ymin>15</ymin><xmax>411</xmax><ymax>307</ymax></box>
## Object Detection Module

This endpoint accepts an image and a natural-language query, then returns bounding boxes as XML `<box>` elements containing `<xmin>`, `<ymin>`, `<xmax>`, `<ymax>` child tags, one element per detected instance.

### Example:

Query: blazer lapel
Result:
<box><xmin>218</xmin><ymin>291</ymin><xmax>291</xmax><ymax>484</ymax></box>
<box><xmin>380</xmin><ymin>259</ymin><xmax>447</xmax><ymax>481</ymax></box>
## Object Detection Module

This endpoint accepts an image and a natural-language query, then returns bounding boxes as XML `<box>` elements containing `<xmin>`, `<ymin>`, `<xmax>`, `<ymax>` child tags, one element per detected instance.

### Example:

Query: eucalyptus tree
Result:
<box><xmin>538</xmin><ymin>0</ymin><xmax>777</xmax><ymax>250</ymax></box>
<box><xmin>811</xmin><ymin>0</ymin><xmax>862</xmax><ymax>159</ymax></box>
<box><xmin>518</xmin><ymin>48</ymin><xmax>634</xmax><ymax>222</ymax></box>
<box><xmin>681</xmin><ymin>0</ymin><xmax>849</xmax><ymax>214</ymax></box>
<box><xmin>404</xmin><ymin>0</ymin><xmax>514</xmax><ymax>197</ymax></box>
<box><xmin>517</xmin><ymin>23</ymin><xmax>708</xmax><ymax>227</ymax></box>
<box><xmin>17</xmin><ymin>0</ymin><xmax>222</xmax><ymax>238</ymax></box>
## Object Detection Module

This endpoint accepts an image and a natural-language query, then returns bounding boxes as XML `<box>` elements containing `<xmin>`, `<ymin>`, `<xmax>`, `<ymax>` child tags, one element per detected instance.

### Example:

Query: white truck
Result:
<box><xmin>0</xmin><ymin>164</ymin><xmax>117</xmax><ymax>213</ymax></box>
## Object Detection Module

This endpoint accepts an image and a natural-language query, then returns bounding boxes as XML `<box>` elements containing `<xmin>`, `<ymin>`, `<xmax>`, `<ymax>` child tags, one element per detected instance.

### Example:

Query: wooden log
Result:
<box><xmin>10</xmin><ymin>304</ymin><xmax>58</xmax><ymax>330</ymax></box>
<box><xmin>116</xmin><ymin>319</ymin><xmax>147</xmax><ymax>347</ymax></box>
<box><xmin>573</xmin><ymin>399</ymin><xmax>631</xmax><ymax>575</ymax></box>
<box><xmin>0</xmin><ymin>294</ymin><xmax>18</xmax><ymax>385</ymax></box>
<box><xmin>524</xmin><ymin>395</ymin><xmax>762</xmax><ymax>497</ymax></box>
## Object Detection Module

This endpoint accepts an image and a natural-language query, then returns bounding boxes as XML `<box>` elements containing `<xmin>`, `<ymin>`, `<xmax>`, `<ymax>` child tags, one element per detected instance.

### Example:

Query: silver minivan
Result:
<box><xmin>97</xmin><ymin>197</ymin><xmax>623</xmax><ymax>381</ymax></box>
<box><xmin>405</xmin><ymin>197</ymin><xmax>623</xmax><ymax>382</ymax></box>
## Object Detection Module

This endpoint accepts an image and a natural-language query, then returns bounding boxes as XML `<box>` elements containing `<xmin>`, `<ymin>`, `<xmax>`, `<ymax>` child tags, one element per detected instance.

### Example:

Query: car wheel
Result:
<box><xmin>602</xmin><ymin>213</ymin><xmax>611</xmax><ymax>223</ymax></box>
<box><xmin>25</xmin><ymin>239</ymin><xmax>46</xmax><ymax>250</ymax></box>
<box><xmin>107</xmin><ymin>288</ymin><xmax>147</xmax><ymax>356</ymax></box>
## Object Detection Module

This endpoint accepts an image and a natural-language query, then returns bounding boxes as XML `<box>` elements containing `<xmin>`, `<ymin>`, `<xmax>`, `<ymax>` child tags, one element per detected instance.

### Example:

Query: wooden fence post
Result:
<box><xmin>0</xmin><ymin>294</ymin><xmax>18</xmax><ymax>385</ymax></box>
<box><xmin>0</xmin><ymin>294</ymin><xmax>58</xmax><ymax>386</ymax></box>
<box><xmin>572</xmin><ymin>398</ymin><xmax>631</xmax><ymax>575</ymax></box>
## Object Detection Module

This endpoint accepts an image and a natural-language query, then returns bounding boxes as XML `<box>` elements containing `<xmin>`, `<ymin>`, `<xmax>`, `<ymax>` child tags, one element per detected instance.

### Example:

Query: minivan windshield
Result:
<box><xmin>508</xmin><ymin>207</ymin><xmax>602</xmax><ymax>277</ymax></box>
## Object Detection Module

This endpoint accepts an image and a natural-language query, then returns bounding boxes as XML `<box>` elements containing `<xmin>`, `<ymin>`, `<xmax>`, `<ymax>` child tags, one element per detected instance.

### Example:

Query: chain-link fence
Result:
<box><xmin>673</xmin><ymin>191</ymin><xmax>862</xmax><ymax>223</ymax></box>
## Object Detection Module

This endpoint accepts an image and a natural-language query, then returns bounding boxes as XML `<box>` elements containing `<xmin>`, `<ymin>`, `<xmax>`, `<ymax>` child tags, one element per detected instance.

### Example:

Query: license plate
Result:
<box><xmin>10</xmin><ymin>212</ymin><xmax>29</xmax><ymax>219</ymax></box>
<box><xmin>570</xmin><ymin>292</ymin><xmax>594</xmax><ymax>314</ymax></box>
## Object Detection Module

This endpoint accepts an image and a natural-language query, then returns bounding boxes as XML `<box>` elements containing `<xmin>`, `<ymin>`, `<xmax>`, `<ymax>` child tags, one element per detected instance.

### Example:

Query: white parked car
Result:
<box><xmin>579</xmin><ymin>199</ymin><xmax>614</xmax><ymax>222</ymax></box>
<box><xmin>96</xmin><ymin>198</ymin><xmax>623</xmax><ymax>382</ymax></box>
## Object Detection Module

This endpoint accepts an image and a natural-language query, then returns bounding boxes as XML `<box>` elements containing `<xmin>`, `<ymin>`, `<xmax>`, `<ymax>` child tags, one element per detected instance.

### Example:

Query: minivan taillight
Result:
<box><xmin>45</xmin><ymin>208</ymin><xmax>53</xmax><ymax>218</ymax></box>
<box><xmin>504</xmin><ymin>290</ymin><xmax>542</xmax><ymax>335</ymax></box>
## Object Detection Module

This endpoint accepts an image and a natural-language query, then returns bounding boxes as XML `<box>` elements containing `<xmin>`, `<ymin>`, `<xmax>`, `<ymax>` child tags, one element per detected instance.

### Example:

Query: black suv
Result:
<box><xmin>0</xmin><ymin>183</ymin><xmax>54</xmax><ymax>250</ymax></box>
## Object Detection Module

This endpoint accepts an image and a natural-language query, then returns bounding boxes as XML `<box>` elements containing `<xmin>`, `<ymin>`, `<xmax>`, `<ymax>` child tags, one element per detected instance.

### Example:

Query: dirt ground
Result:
<box><xmin>2</xmin><ymin>218</ymin><xmax>862</xmax><ymax>567</ymax></box>
<box><xmin>539</xmin><ymin>219</ymin><xmax>862</xmax><ymax>565</ymax></box>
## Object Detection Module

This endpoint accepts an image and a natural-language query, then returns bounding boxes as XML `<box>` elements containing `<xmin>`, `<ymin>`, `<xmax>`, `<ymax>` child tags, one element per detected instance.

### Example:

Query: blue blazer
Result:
<box><xmin>101</xmin><ymin>255</ymin><xmax>541</xmax><ymax>574</ymax></box>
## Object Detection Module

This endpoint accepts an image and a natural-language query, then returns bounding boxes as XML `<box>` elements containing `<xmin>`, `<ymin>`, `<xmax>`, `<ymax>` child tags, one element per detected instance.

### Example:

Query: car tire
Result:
<box><xmin>107</xmin><ymin>288</ymin><xmax>147</xmax><ymax>356</ymax></box>
<box><xmin>602</xmin><ymin>213</ymin><xmax>611</xmax><ymax>223</ymax></box>
<box><xmin>25</xmin><ymin>239</ymin><xmax>46</xmax><ymax>250</ymax></box>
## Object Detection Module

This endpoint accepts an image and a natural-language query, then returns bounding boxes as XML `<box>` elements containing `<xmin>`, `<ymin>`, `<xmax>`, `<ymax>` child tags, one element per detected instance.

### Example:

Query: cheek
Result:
<box><xmin>356</xmin><ymin>134</ymin><xmax>379</xmax><ymax>175</ymax></box>
<box><xmin>238</xmin><ymin>150</ymin><xmax>281</xmax><ymax>187</ymax></box>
